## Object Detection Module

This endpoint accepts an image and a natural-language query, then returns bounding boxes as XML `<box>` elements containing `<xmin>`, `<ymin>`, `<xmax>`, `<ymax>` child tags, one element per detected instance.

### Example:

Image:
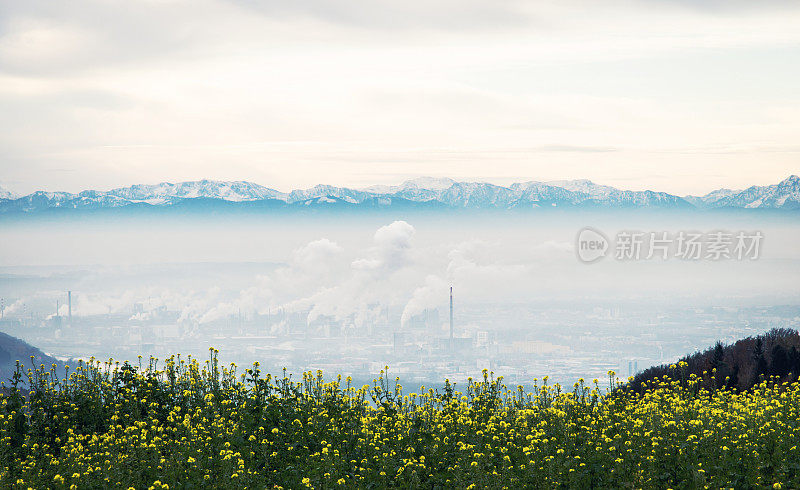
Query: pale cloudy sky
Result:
<box><xmin>1</xmin><ymin>0</ymin><xmax>798</xmax><ymax>195</ymax></box>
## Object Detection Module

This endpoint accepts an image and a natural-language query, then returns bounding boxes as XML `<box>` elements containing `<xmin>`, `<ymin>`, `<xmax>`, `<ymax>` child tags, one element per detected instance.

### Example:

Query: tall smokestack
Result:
<box><xmin>449</xmin><ymin>286</ymin><xmax>454</xmax><ymax>342</ymax></box>
<box><xmin>68</xmin><ymin>291</ymin><xmax>72</xmax><ymax>323</ymax></box>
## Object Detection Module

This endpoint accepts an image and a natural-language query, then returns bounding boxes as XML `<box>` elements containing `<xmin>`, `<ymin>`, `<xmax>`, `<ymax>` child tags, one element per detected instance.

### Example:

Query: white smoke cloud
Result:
<box><xmin>400</xmin><ymin>274</ymin><xmax>449</xmax><ymax>329</ymax></box>
<box><xmin>292</xmin><ymin>238</ymin><xmax>343</xmax><ymax>271</ymax></box>
<box><xmin>1</xmin><ymin>220</ymin><xmax>593</xmax><ymax>333</ymax></box>
<box><xmin>352</xmin><ymin>220</ymin><xmax>414</xmax><ymax>272</ymax></box>
<box><xmin>293</xmin><ymin>221</ymin><xmax>419</xmax><ymax>325</ymax></box>
<box><xmin>4</xmin><ymin>298</ymin><xmax>27</xmax><ymax>316</ymax></box>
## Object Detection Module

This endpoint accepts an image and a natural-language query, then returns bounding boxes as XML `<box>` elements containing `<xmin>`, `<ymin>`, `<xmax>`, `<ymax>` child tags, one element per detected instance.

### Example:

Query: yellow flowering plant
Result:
<box><xmin>0</xmin><ymin>351</ymin><xmax>797</xmax><ymax>488</ymax></box>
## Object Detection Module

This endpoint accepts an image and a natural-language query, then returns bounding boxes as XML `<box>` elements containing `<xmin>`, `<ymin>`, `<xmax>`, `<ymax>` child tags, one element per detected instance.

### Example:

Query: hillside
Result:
<box><xmin>629</xmin><ymin>327</ymin><xmax>800</xmax><ymax>393</ymax></box>
<box><xmin>0</xmin><ymin>331</ymin><xmax>64</xmax><ymax>386</ymax></box>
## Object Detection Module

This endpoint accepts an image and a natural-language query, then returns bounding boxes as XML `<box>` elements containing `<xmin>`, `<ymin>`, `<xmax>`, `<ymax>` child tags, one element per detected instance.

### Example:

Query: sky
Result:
<box><xmin>1</xmin><ymin>0</ymin><xmax>799</xmax><ymax>196</ymax></box>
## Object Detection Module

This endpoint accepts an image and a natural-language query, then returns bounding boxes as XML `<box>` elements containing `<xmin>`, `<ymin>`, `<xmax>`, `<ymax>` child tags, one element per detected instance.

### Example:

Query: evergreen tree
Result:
<box><xmin>770</xmin><ymin>344</ymin><xmax>790</xmax><ymax>378</ymax></box>
<box><xmin>790</xmin><ymin>346</ymin><xmax>800</xmax><ymax>378</ymax></box>
<box><xmin>710</xmin><ymin>341</ymin><xmax>727</xmax><ymax>388</ymax></box>
<box><xmin>728</xmin><ymin>363</ymin><xmax>740</xmax><ymax>391</ymax></box>
<box><xmin>751</xmin><ymin>338</ymin><xmax>768</xmax><ymax>385</ymax></box>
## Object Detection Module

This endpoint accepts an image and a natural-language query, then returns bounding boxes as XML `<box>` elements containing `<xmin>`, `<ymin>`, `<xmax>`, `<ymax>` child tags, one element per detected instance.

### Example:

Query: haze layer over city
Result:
<box><xmin>2</xmin><ymin>183</ymin><xmax>799</xmax><ymax>387</ymax></box>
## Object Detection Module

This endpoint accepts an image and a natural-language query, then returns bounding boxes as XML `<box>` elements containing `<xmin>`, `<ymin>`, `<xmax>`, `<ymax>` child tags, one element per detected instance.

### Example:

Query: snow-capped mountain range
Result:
<box><xmin>1</xmin><ymin>175</ymin><xmax>798</xmax><ymax>214</ymax></box>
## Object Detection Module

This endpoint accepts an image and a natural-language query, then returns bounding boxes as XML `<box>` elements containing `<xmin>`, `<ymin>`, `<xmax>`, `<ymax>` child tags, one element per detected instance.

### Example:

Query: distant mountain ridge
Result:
<box><xmin>1</xmin><ymin>175</ymin><xmax>798</xmax><ymax>214</ymax></box>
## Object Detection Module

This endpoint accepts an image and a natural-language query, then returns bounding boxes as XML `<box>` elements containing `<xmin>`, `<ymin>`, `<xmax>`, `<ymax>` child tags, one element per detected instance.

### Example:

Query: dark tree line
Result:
<box><xmin>628</xmin><ymin>328</ymin><xmax>800</xmax><ymax>394</ymax></box>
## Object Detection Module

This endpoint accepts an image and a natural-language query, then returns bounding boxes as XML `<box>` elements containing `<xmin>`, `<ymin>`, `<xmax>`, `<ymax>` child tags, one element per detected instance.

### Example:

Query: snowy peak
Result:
<box><xmin>108</xmin><ymin>180</ymin><xmax>285</xmax><ymax>203</ymax></box>
<box><xmin>777</xmin><ymin>174</ymin><xmax>800</xmax><ymax>194</ymax></box>
<box><xmin>287</xmin><ymin>184</ymin><xmax>372</xmax><ymax>204</ymax></box>
<box><xmin>692</xmin><ymin>174</ymin><xmax>800</xmax><ymax>209</ymax></box>
<box><xmin>781</xmin><ymin>174</ymin><xmax>799</xmax><ymax>184</ymax></box>
<box><xmin>0</xmin><ymin>185</ymin><xmax>19</xmax><ymax>200</ymax></box>
<box><xmin>540</xmin><ymin>179</ymin><xmax>690</xmax><ymax>207</ymax></box>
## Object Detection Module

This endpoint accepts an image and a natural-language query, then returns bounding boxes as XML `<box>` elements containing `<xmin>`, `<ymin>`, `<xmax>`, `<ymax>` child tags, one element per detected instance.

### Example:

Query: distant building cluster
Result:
<box><xmin>1</xmin><ymin>290</ymin><xmax>799</xmax><ymax>388</ymax></box>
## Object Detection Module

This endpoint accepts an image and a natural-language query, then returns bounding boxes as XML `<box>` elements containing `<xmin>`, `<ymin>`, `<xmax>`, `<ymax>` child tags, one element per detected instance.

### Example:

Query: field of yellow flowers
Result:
<box><xmin>1</xmin><ymin>350</ymin><xmax>798</xmax><ymax>489</ymax></box>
